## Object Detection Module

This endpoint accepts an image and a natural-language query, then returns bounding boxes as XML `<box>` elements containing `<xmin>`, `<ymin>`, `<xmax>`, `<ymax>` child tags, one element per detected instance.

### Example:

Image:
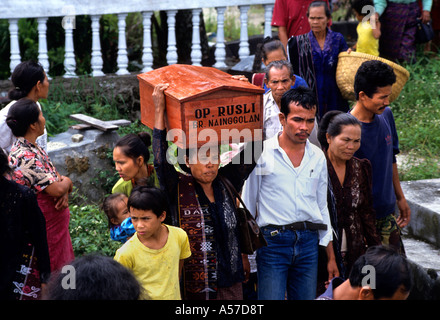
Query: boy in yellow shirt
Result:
<box><xmin>352</xmin><ymin>0</ymin><xmax>381</xmax><ymax>56</ymax></box>
<box><xmin>114</xmin><ymin>186</ymin><xmax>191</xmax><ymax>300</ymax></box>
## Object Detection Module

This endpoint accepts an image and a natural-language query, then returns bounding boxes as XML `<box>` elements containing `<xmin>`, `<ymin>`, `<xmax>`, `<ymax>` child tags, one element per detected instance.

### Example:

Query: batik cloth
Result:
<box><xmin>379</xmin><ymin>1</ymin><xmax>420</xmax><ymax>62</ymax></box>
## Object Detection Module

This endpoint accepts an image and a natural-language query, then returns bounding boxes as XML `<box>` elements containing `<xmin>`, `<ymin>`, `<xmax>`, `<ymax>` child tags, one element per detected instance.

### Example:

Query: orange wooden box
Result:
<box><xmin>138</xmin><ymin>64</ymin><xmax>265</xmax><ymax>148</ymax></box>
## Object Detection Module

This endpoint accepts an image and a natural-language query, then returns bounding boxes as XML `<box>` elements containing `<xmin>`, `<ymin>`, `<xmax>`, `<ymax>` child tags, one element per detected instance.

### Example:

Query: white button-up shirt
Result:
<box><xmin>263</xmin><ymin>90</ymin><xmax>283</xmax><ymax>140</ymax></box>
<box><xmin>242</xmin><ymin>133</ymin><xmax>332</xmax><ymax>246</ymax></box>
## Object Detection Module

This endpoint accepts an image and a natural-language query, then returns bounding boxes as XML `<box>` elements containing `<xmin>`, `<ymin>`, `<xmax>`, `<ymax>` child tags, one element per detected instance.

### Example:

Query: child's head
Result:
<box><xmin>127</xmin><ymin>186</ymin><xmax>169</xmax><ymax>236</ymax></box>
<box><xmin>352</xmin><ymin>0</ymin><xmax>374</xmax><ymax>21</ymax></box>
<box><xmin>103</xmin><ymin>193</ymin><xmax>129</xmax><ymax>227</ymax></box>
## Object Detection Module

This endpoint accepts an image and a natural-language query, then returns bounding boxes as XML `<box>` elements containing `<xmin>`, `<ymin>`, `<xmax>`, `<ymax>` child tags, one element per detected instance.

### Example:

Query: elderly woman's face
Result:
<box><xmin>327</xmin><ymin>124</ymin><xmax>361</xmax><ymax>162</ymax></box>
<box><xmin>186</xmin><ymin>148</ymin><xmax>220</xmax><ymax>186</ymax></box>
<box><xmin>308</xmin><ymin>6</ymin><xmax>329</xmax><ymax>34</ymax></box>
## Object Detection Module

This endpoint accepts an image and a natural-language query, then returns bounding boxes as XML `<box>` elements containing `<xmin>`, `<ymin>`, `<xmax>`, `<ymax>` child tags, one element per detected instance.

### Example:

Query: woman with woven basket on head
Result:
<box><xmin>7</xmin><ymin>98</ymin><xmax>74</xmax><ymax>273</ymax></box>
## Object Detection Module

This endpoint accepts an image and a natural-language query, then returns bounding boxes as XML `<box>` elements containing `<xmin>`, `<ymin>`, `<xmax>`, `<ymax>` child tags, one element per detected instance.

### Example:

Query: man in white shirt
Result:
<box><xmin>242</xmin><ymin>86</ymin><xmax>337</xmax><ymax>300</ymax></box>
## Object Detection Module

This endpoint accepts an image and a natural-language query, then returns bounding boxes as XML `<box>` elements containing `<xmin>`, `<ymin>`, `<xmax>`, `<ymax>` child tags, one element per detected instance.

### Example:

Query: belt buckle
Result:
<box><xmin>270</xmin><ymin>230</ymin><xmax>279</xmax><ymax>236</ymax></box>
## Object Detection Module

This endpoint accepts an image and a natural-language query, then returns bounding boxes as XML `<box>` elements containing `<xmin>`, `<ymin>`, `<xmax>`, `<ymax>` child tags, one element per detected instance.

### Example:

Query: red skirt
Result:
<box><xmin>37</xmin><ymin>192</ymin><xmax>74</xmax><ymax>272</ymax></box>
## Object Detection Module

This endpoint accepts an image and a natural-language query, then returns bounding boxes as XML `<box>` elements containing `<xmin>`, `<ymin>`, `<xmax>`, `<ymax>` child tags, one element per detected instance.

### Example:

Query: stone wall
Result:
<box><xmin>48</xmin><ymin>128</ymin><xmax>121</xmax><ymax>204</ymax></box>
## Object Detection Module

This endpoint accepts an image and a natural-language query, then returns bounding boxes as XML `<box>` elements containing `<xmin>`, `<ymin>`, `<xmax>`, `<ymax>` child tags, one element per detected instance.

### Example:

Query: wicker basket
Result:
<box><xmin>336</xmin><ymin>51</ymin><xmax>410</xmax><ymax>102</ymax></box>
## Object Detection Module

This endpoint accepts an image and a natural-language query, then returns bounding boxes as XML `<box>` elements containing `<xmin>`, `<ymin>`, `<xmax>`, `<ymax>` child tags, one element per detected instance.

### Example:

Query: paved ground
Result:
<box><xmin>402</xmin><ymin>234</ymin><xmax>440</xmax><ymax>272</ymax></box>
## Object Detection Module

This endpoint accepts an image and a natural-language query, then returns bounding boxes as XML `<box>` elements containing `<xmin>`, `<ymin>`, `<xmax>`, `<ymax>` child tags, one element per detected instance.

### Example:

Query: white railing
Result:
<box><xmin>2</xmin><ymin>0</ymin><xmax>275</xmax><ymax>77</ymax></box>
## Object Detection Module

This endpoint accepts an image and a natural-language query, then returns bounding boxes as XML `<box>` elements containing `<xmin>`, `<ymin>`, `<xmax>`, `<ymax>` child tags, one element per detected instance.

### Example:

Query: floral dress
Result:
<box><xmin>9</xmin><ymin>137</ymin><xmax>74</xmax><ymax>272</ymax></box>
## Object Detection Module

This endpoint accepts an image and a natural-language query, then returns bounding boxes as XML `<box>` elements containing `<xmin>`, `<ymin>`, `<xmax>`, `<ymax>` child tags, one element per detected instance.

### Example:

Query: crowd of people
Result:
<box><xmin>1</xmin><ymin>0</ymin><xmax>432</xmax><ymax>301</ymax></box>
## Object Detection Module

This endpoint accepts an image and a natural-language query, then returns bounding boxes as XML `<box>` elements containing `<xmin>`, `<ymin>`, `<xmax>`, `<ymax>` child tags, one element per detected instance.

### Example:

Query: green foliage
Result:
<box><xmin>69</xmin><ymin>203</ymin><xmax>122</xmax><ymax>257</ymax></box>
<box><xmin>0</xmin><ymin>20</ymin><xmax>10</xmax><ymax>79</ymax></box>
<box><xmin>41</xmin><ymin>100</ymin><xmax>85</xmax><ymax>136</ymax></box>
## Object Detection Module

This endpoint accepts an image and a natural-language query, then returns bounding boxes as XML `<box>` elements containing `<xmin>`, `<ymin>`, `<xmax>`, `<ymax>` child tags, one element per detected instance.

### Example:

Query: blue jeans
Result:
<box><xmin>256</xmin><ymin>227</ymin><xmax>319</xmax><ymax>300</ymax></box>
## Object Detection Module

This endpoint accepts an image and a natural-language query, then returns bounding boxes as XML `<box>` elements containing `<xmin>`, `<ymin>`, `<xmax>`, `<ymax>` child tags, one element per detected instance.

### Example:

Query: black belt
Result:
<box><xmin>266</xmin><ymin>221</ymin><xmax>327</xmax><ymax>231</ymax></box>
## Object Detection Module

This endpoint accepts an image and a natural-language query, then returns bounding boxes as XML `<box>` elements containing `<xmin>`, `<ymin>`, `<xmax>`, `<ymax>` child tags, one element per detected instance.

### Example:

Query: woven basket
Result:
<box><xmin>336</xmin><ymin>51</ymin><xmax>410</xmax><ymax>102</ymax></box>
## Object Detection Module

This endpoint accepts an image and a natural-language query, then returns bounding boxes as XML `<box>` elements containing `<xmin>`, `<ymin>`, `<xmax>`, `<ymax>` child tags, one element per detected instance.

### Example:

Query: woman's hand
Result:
<box><xmin>153</xmin><ymin>83</ymin><xmax>169</xmax><ymax>130</ymax></box>
<box><xmin>421</xmin><ymin>10</ymin><xmax>431</xmax><ymax>24</ymax></box>
<box><xmin>45</xmin><ymin>175</ymin><xmax>72</xmax><ymax>198</ymax></box>
<box><xmin>54</xmin><ymin>193</ymin><xmax>69</xmax><ymax>211</ymax></box>
<box><xmin>231</xmin><ymin>75</ymin><xmax>249</xmax><ymax>82</ymax></box>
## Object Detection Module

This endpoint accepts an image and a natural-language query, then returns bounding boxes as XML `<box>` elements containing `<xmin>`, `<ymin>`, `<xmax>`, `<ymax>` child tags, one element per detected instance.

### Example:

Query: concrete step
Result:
<box><xmin>402</xmin><ymin>234</ymin><xmax>440</xmax><ymax>273</ymax></box>
<box><xmin>399</xmin><ymin>178</ymin><xmax>440</xmax><ymax>248</ymax></box>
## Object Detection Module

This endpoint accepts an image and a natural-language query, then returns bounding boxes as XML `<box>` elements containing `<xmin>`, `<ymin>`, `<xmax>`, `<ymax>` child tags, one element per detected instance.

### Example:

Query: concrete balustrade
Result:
<box><xmin>2</xmin><ymin>1</ymin><xmax>275</xmax><ymax>77</ymax></box>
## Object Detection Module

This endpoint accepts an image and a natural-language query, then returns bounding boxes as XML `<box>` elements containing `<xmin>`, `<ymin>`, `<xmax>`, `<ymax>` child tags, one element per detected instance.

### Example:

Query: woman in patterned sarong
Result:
<box><xmin>7</xmin><ymin>98</ymin><xmax>74</xmax><ymax>273</ymax></box>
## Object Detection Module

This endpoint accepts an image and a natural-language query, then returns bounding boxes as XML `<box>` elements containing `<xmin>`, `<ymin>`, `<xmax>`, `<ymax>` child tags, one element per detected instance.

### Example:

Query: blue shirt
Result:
<box><xmin>352</xmin><ymin>107</ymin><xmax>400</xmax><ymax>219</ymax></box>
<box><xmin>263</xmin><ymin>74</ymin><xmax>309</xmax><ymax>93</ymax></box>
<box><xmin>110</xmin><ymin>217</ymin><xmax>136</xmax><ymax>243</ymax></box>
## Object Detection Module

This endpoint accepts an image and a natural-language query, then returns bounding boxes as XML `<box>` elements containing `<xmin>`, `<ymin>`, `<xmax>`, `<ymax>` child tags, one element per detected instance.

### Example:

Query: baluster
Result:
<box><xmin>238</xmin><ymin>5</ymin><xmax>250</xmax><ymax>59</ymax></box>
<box><xmin>9</xmin><ymin>18</ymin><xmax>21</xmax><ymax>75</ymax></box>
<box><xmin>63</xmin><ymin>16</ymin><xmax>76</xmax><ymax>78</ymax></box>
<box><xmin>166</xmin><ymin>10</ymin><xmax>178</xmax><ymax>65</ymax></box>
<box><xmin>264</xmin><ymin>4</ymin><xmax>274</xmax><ymax>38</ymax></box>
<box><xmin>191</xmin><ymin>8</ymin><xmax>202</xmax><ymax>66</ymax></box>
<box><xmin>37</xmin><ymin>17</ymin><xmax>50</xmax><ymax>78</ymax></box>
<box><xmin>142</xmin><ymin>11</ymin><xmax>154</xmax><ymax>72</ymax></box>
<box><xmin>116</xmin><ymin>13</ymin><xmax>129</xmax><ymax>75</ymax></box>
<box><xmin>213</xmin><ymin>7</ymin><xmax>227</xmax><ymax>69</ymax></box>
<box><xmin>91</xmin><ymin>15</ymin><xmax>104</xmax><ymax>77</ymax></box>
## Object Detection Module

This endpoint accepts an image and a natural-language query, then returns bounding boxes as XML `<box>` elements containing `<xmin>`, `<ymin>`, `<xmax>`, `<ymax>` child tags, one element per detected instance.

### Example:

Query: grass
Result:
<box><xmin>391</xmin><ymin>52</ymin><xmax>440</xmax><ymax>181</ymax></box>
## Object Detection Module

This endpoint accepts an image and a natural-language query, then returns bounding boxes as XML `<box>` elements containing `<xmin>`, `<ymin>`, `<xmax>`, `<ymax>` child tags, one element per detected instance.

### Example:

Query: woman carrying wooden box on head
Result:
<box><xmin>151</xmin><ymin>83</ymin><xmax>262</xmax><ymax>300</ymax></box>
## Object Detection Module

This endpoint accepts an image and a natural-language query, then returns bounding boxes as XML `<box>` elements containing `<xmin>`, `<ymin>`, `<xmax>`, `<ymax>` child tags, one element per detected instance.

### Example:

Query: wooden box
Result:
<box><xmin>138</xmin><ymin>64</ymin><xmax>265</xmax><ymax>148</ymax></box>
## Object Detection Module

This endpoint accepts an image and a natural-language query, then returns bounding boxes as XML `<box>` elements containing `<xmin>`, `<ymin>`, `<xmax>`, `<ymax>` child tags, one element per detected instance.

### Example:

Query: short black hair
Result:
<box><xmin>127</xmin><ymin>186</ymin><xmax>169</xmax><ymax>217</ymax></box>
<box><xmin>354</xmin><ymin>60</ymin><xmax>396</xmax><ymax>100</ymax></box>
<box><xmin>349</xmin><ymin>245</ymin><xmax>413</xmax><ymax>299</ymax></box>
<box><xmin>44</xmin><ymin>254</ymin><xmax>142</xmax><ymax>300</ymax></box>
<box><xmin>280</xmin><ymin>86</ymin><xmax>317</xmax><ymax>116</ymax></box>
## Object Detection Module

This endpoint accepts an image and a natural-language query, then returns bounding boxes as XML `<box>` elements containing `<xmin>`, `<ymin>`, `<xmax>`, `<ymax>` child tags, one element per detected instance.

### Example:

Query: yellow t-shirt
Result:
<box><xmin>356</xmin><ymin>21</ymin><xmax>379</xmax><ymax>57</ymax></box>
<box><xmin>114</xmin><ymin>225</ymin><xmax>191</xmax><ymax>300</ymax></box>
